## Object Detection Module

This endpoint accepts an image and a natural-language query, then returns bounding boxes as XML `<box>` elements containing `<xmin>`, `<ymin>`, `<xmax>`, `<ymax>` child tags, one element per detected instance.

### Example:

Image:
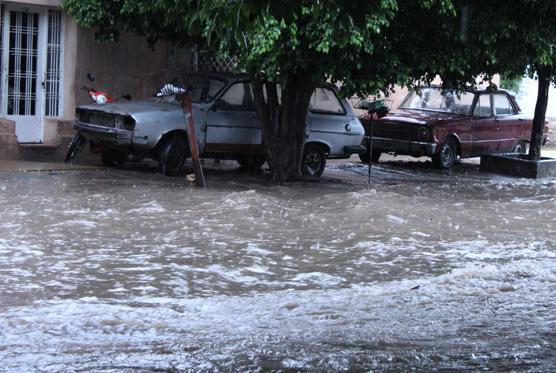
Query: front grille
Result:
<box><xmin>77</xmin><ymin>109</ymin><xmax>116</xmax><ymax>128</ymax></box>
<box><xmin>370</xmin><ymin>121</ymin><xmax>420</xmax><ymax>141</ymax></box>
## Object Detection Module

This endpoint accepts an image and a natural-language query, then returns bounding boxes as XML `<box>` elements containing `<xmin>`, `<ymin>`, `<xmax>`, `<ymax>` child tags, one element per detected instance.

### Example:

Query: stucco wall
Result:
<box><xmin>74</xmin><ymin>27</ymin><xmax>192</xmax><ymax>109</ymax></box>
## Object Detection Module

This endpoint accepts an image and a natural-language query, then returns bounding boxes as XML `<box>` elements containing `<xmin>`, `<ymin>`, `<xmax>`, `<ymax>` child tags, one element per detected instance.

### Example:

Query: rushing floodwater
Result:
<box><xmin>0</xmin><ymin>160</ymin><xmax>555</xmax><ymax>371</ymax></box>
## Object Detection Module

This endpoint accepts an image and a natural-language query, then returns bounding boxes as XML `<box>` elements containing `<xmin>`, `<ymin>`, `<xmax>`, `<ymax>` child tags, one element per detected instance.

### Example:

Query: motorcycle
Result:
<box><xmin>65</xmin><ymin>74</ymin><xmax>131</xmax><ymax>162</ymax></box>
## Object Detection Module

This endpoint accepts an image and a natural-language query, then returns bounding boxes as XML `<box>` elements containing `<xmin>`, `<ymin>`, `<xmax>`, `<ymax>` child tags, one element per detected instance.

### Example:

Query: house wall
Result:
<box><xmin>0</xmin><ymin>3</ymin><xmax>192</xmax><ymax>161</ymax></box>
<box><xmin>74</xmin><ymin>28</ymin><xmax>192</xmax><ymax>108</ymax></box>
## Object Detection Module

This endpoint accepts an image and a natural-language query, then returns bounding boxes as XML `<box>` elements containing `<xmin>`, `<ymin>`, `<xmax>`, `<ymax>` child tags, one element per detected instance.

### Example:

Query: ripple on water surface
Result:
<box><xmin>0</xmin><ymin>169</ymin><xmax>555</xmax><ymax>371</ymax></box>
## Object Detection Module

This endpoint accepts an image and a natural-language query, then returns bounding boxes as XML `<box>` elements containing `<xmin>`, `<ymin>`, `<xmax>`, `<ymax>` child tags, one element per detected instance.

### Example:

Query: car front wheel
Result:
<box><xmin>158</xmin><ymin>136</ymin><xmax>189</xmax><ymax>176</ymax></box>
<box><xmin>302</xmin><ymin>144</ymin><xmax>326</xmax><ymax>177</ymax></box>
<box><xmin>432</xmin><ymin>137</ymin><xmax>457</xmax><ymax>169</ymax></box>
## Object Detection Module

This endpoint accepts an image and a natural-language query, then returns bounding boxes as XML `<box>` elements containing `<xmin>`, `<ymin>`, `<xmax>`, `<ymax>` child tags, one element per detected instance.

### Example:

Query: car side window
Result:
<box><xmin>310</xmin><ymin>87</ymin><xmax>346</xmax><ymax>115</ymax></box>
<box><xmin>215</xmin><ymin>82</ymin><xmax>255</xmax><ymax>111</ymax></box>
<box><xmin>473</xmin><ymin>94</ymin><xmax>492</xmax><ymax>117</ymax></box>
<box><xmin>493</xmin><ymin>94</ymin><xmax>515</xmax><ymax>116</ymax></box>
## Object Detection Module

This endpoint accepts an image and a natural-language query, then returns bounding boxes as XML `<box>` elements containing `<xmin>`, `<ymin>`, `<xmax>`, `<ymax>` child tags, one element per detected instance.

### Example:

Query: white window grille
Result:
<box><xmin>192</xmin><ymin>50</ymin><xmax>237</xmax><ymax>72</ymax></box>
<box><xmin>45</xmin><ymin>9</ymin><xmax>62</xmax><ymax>117</ymax></box>
<box><xmin>8</xmin><ymin>10</ymin><xmax>39</xmax><ymax>116</ymax></box>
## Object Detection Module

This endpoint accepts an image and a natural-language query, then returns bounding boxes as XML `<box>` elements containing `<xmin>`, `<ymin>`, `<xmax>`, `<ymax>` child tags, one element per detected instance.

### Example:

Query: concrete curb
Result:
<box><xmin>0</xmin><ymin>161</ymin><xmax>99</xmax><ymax>173</ymax></box>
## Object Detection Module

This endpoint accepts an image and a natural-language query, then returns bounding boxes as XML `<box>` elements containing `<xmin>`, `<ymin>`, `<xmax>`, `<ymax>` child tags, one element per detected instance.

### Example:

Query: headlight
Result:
<box><xmin>114</xmin><ymin>115</ymin><xmax>135</xmax><ymax>130</ymax></box>
<box><xmin>418</xmin><ymin>127</ymin><xmax>430</xmax><ymax>141</ymax></box>
<box><xmin>75</xmin><ymin>108</ymin><xmax>89</xmax><ymax>122</ymax></box>
<box><xmin>123</xmin><ymin>116</ymin><xmax>136</xmax><ymax>131</ymax></box>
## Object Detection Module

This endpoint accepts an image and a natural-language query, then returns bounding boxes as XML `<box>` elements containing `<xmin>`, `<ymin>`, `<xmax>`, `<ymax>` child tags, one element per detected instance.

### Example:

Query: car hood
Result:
<box><xmin>377</xmin><ymin>109</ymin><xmax>467</xmax><ymax>125</ymax></box>
<box><xmin>77</xmin><ymin>98</ymin><xmax>184</xmax><ymax>115</ymax></box>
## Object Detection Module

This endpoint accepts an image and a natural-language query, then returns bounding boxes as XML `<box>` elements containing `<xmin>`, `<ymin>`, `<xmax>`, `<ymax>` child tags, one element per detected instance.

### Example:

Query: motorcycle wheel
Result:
<box><xmin>65</xmin><ymin>133</ymin><xmax>86</xmax><ymax>163</ymax></box>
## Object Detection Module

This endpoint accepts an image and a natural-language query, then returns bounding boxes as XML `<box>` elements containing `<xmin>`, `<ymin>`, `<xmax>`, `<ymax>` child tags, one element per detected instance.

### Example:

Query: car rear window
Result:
<box><xmin>309</xmin><ymin>87</ymin><xmax>346</xmax><ymax>115</ymax></box>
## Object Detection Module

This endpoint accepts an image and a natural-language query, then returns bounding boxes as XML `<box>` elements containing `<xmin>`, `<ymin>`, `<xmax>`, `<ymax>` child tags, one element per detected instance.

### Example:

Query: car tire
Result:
<box><xmin>513</xmin><ymin>140</ymin><xmax>528</xmax><ymax>154</ymax></box>
<box><xmin>158</xmin><ymin>135</ymin><xmax>189</xmax><ymax>176</ymax></box>
<box><xmin>237</xmin><ymin>158</ymin><xmax>265</xmax><ymax>172</ymax></box>
<box><xmin>432</xmin><ymin>137</ymin><xmax>457</xmax><ymax>169</ymax></box>
<box><xmin>101</xmin><ymin>147</ymin><xmax>127</xmax><ymax>167</ymax></box>
<box><xmin>301</xmin><ymin>144</ymin><xmax>326</xmax><ymax>177</ymax></box>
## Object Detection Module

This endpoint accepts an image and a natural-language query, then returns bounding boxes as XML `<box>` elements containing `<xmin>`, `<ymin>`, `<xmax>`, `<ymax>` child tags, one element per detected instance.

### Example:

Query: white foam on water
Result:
<box><xmin>291</xmin><ymin>272</ymin><xmax>345</xmax><ymax>287</ymax></box>
<box><xmin>128</xmin><ymin>201</ymin><xmax>166</xmax><ymax>214</ymax></box>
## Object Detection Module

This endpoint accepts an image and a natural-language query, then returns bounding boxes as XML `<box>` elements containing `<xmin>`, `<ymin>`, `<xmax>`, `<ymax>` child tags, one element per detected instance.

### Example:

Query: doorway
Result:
<box><xmin>0</xmin><ymin>4</ymin><xmax>63</xmax><ymax>143</ymax></box>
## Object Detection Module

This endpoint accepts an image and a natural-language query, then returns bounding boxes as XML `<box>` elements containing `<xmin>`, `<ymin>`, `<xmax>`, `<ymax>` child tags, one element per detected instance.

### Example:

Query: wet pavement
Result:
<box><xmin>0</xmin><ymin>157</ymin><xmax>555</xmax><ymax>371</ymax></box>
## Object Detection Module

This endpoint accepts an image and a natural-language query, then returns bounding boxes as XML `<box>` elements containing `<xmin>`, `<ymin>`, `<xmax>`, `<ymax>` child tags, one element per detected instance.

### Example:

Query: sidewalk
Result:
<box><xmin>0</xmin><ymin>160</ymin><xmax>99</xmax><ymax>173</ymax></box>
<box><xmin>1</xmin><ymin>147</ymin><xmax>555</xmax><ymax>174</ymax></box>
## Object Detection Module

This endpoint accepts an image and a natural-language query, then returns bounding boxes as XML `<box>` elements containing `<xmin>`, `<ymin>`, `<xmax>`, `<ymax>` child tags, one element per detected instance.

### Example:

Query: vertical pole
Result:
<box><xmin>368</xmin><ymin>113</ymin><xmax>373</xmax><ymax>185</ymax></box>
<box><xmin>180</xmin><ymin>94</ymin><xmax>206</xmax><ymax>187</ymax></box>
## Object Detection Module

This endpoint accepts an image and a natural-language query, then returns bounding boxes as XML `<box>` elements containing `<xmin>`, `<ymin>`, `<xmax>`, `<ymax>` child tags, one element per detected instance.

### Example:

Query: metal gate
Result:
<box><xmin>0</xmin><ymin>5</ymin><xmax>63</xmax><ymax>143</ymax></box>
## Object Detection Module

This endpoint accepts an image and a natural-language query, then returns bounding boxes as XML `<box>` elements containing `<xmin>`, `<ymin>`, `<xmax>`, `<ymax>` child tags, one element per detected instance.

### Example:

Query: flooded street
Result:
<box><xmin>0</xmin><ymin>160</ymin><xmax>555</xmax><ymax>371</ymax></box>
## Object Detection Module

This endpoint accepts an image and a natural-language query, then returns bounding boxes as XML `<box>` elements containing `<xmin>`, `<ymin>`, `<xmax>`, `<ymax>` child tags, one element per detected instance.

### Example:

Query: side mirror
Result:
<box><xmin>122</xmin><ymin>94</ymin><xmax>132</xmax><ymax>101</ymax></box>
<box><xmin>86</xmin><ymin>73</ymin><xmax>95</xmax><ymax>82</ymax></box>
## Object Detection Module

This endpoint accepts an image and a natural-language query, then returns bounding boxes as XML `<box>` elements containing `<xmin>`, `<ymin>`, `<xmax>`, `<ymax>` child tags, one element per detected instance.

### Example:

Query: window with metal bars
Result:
<box><xmin>45</xmin><ymin>9</ymin><xmax>62</xmax><ymax>117</ymax></box>
<box><xmin>8</xmin><ymin>10</ymin><xmax>39</xmax><ymax>116</ymax></box>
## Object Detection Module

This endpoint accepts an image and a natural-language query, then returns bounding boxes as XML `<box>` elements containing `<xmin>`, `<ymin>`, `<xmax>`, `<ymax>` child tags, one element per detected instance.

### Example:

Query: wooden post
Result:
<box><xmin>180</xmin><ymin>94</ymin><xmax>206</xmax><ymax>187</ymax></box>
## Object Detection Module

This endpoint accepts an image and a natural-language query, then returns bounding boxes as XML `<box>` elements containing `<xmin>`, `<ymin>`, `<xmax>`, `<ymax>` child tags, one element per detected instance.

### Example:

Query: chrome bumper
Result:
<box><xmin>74</xmin><ymin>121</ymin><xmax>133</xmax><ymax>144</ymax></box>
<box><xmin>371</xmin><ymin>136</ymin><xmax>437</xmax><ymax>156</ymax></box>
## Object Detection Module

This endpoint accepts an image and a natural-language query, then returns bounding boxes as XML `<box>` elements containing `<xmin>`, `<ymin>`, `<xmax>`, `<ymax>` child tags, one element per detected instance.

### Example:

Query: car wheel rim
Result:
<box><xmin>304</xmin><ymin>152</ymin><xmax>321</xmax><ymax>176</ymax></box>
<box><xmin>440</xmin><ymin>143</ymin><xmax>453</xmax><ymax>166</ymax></box>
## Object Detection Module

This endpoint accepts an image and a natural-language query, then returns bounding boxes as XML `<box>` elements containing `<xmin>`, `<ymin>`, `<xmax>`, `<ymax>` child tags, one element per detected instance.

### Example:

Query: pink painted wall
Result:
<box><xmin>74</xmin><ymin>27</ymin><xmax>192</xmax><ymax>108</ymax></box>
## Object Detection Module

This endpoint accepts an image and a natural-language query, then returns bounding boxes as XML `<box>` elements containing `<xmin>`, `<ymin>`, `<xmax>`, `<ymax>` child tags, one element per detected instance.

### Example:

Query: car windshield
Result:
<box><xmin>400</xmin><ymin>87</ymin><xmax>474</xmax><ymax>114</ymax></box>
<box><xmin>153</xmin><ymin>74</ymin><xmax>226</xmax><ymax>103</ymax></box>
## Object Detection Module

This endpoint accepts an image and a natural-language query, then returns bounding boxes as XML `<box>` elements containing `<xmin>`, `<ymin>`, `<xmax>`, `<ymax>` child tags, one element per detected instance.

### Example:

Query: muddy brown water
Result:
<box><xmin>0</xmin><ymin>160</ymin><xmax>555</xmax><ymax>371</ymax></box>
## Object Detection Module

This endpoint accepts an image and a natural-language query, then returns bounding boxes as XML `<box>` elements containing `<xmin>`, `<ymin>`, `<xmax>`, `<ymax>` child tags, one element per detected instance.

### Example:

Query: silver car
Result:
<box><xmin>73</xmin><ymin>73</ymin><xmax>365</xmax><ymax>177</ymax></box>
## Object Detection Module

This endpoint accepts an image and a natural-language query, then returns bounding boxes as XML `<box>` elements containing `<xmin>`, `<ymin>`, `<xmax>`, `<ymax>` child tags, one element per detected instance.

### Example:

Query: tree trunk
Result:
<box><xmin>251</xmin><ymin>72</ymin><xmax>316</xmax><ymax>183</ymax></box>
<box><xmin>528</xmin><ymin>68</ymin><xmax>550</xmax><ymax>160</ymax></box>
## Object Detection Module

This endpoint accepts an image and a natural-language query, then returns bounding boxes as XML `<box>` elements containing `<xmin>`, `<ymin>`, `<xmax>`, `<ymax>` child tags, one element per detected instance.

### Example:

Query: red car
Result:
<box><xmin>358</xmin><ymin>87</ymin><xmax>549</xmax><ymax>168</ymax></box>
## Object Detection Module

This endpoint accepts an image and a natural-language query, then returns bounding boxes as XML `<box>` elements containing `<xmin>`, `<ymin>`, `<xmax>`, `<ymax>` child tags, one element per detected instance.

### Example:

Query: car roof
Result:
<box><xmin>186</xmin><ymin>72</ymin><xmax>339</xmax><ymax>91</ymax></box>
<box><xmin>419</xmin><ymin>84</ymin><xmax>514</xmax><ymax>96</ymax></box>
